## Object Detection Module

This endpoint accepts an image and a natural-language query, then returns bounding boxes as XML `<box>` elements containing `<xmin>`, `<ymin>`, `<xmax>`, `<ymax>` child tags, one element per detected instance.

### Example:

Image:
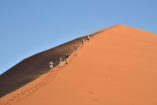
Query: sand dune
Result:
<box><xmin>0</xmin><ymin>24</ymin><xmax>157</xmax><ymax>105</ymax></box>
<box><xmin>0</xmin><ymin>33</ymin><xmax>96</xmax><ymax>98</ymax></box>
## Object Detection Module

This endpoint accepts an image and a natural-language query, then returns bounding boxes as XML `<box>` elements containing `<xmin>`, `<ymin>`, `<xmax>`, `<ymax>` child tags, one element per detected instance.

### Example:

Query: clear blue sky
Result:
<box><xmin>0</xmin><ymin>0</ymin><xmax>157</xmax><ymax>74</ymax></box>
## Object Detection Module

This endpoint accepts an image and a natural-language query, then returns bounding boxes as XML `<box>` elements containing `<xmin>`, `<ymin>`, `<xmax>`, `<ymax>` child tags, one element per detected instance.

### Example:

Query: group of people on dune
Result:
<box><xmin>49</xmin><ymin>35</ymin><xmax>90</xmax><ymax>72</ymax></box>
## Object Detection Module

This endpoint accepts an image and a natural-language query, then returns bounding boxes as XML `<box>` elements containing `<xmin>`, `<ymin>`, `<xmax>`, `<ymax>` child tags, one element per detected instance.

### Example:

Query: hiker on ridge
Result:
<box><xmin>65</xmin><ymin>53</ymin><xmax>69</xmax><ymax>64</ymax></box>
<box><xmin>87</xmin><ymin>35</ymin><xmax>90</xmax><ymax>41</ymax></box>
<box><xmin>59</xmin><ymin>57</ymin><xmax>63</xmax><ymax>67</ymax></box>
<box><xmin>75</xmin><ymin>48</ymin><xmax>77</xmax><ymax>55</ymax></box>
<box><xmin>49</xmin><ymin>61</ymin><xmax>54</xmax><ymax>72</ymax></box>
<box><xmin>82</xmin><ymin>38</ymin><xmax>85</xmax><ymax>45</ymax></box>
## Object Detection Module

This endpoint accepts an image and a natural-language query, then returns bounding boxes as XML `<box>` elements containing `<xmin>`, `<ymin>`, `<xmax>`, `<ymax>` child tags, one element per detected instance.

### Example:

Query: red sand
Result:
<box><xmin>1</xmin><ymin>24</ymin><xmax>157</xmax><ymax>105</ymax></box>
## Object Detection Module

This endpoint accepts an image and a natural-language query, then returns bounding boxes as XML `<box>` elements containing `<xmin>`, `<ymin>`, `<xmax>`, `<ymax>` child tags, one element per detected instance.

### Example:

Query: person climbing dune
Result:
<box><xmin>65</xmin><ymin>53</ymin><xmax>69</xmax><ymax>64</ymax></box>
<box><xmin>82</xmin><ymin>38</ymin><xmax>85</xmax><ymax>45</ymax></box>
<box><xmin>59</xmin><ymin>57</ymin><xmax>62</xmax><ymax>67</ymax></box>
<box><xmin>75</xmin><ymin>48</ymin><xmax>77</xmax><ymax>55</ymax></box>
<box><xmin>87</xmin><ymin>35</ymin><xmax>90</xmax><ymax>41</ymax></box>
<box><xmin>49</xmin><ymin>61</ymin><xmax>53</xmax><ymax>72</ymax></box>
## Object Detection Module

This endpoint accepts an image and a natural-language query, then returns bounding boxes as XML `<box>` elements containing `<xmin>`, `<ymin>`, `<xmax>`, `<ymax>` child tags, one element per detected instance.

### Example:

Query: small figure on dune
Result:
<box><xmin>87</xmin><ymin>35</ymin><xmax>90</xmax><ymax>41</ymax></box>
<box><xmin>59</xmin><ymin>57</ymin><xmax>62</xmax><ymax>67</ymax></box>
<box><xmin>49</xmin><ymin>61</ymin><xmax>53</xmax><ymax>72</ymax></box>
<box><xmin>65</xmin><ymin>53</ymin><xmax>69</xmax><ymax>64</ymax></box>
<box><xmin>75</xmin><ymin>48</ymin><xmax>77</xmax><ymax>55</ymax></box>
<box><xmin>82</xmin><ymin>38</ymin><xmax>85</xmax><ymax>45</ymax></box>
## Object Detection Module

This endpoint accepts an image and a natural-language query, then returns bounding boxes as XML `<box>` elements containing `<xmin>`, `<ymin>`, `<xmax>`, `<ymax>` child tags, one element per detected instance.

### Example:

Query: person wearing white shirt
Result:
<box><xmin>49</xmin><ymin>61</ymin><xmax>53</xmax><ymax>72</ymax></box>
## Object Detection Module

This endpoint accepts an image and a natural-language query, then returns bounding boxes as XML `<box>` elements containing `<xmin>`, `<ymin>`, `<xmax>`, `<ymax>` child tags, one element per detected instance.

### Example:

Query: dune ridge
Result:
<box><xmin>0</xmin><ymin>30</ymin><xmax>98</xmax><ymax>98</ymax></box>
<box><xmin>0</xmin><ymin>24</ymin><xmax>113</xmax><ymax>100</ymax></box>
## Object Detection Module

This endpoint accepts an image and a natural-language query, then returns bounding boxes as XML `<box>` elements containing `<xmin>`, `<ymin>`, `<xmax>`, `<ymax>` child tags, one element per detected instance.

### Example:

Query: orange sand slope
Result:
<box><xmin>1</xmin><ymin>24</ymin><xmax>157</xmax><ymax>105</ymax></box>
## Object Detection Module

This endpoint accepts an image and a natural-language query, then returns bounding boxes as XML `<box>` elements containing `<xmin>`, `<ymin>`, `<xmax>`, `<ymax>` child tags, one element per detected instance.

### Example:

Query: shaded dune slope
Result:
<box><xmin>0</xmin><ymin>30</ymin><xmax>104</xmax><ymax>98</ymax></box>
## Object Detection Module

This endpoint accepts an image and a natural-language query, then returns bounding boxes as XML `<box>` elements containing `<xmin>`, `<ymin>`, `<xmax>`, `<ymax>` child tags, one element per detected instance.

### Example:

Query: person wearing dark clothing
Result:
<box><xmin>75</xmin><ymin>48</ymin><xmax>77</xmax><ymax>55</ymax></box>
<box><xmin>82</xmin><ymin>39</ymin><xmax>85</xmax><ymax>45</ymax></box>
<box><xmin>65</xmin><ymin>53</ymin><xmax>69</xmax><ymax>64</ymax></box>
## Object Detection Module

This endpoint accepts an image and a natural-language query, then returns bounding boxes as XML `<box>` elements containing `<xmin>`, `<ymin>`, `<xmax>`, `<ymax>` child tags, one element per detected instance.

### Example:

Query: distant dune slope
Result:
<box><xmin>1</xmin><ymin>24</ymin><xmax>157</xmax><ymax>105</ymax></box>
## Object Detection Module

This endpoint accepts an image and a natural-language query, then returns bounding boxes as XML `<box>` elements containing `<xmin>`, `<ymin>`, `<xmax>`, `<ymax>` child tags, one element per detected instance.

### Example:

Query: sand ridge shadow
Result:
<box><xmin>0</xmin><ymin>45</ymin><xmax>85</xmax><ymax>105</ymax></box>
<box><xmin>0</xmin><ymin>32</ymin><xmax>98</xmax><ymax>98</ymax></box>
